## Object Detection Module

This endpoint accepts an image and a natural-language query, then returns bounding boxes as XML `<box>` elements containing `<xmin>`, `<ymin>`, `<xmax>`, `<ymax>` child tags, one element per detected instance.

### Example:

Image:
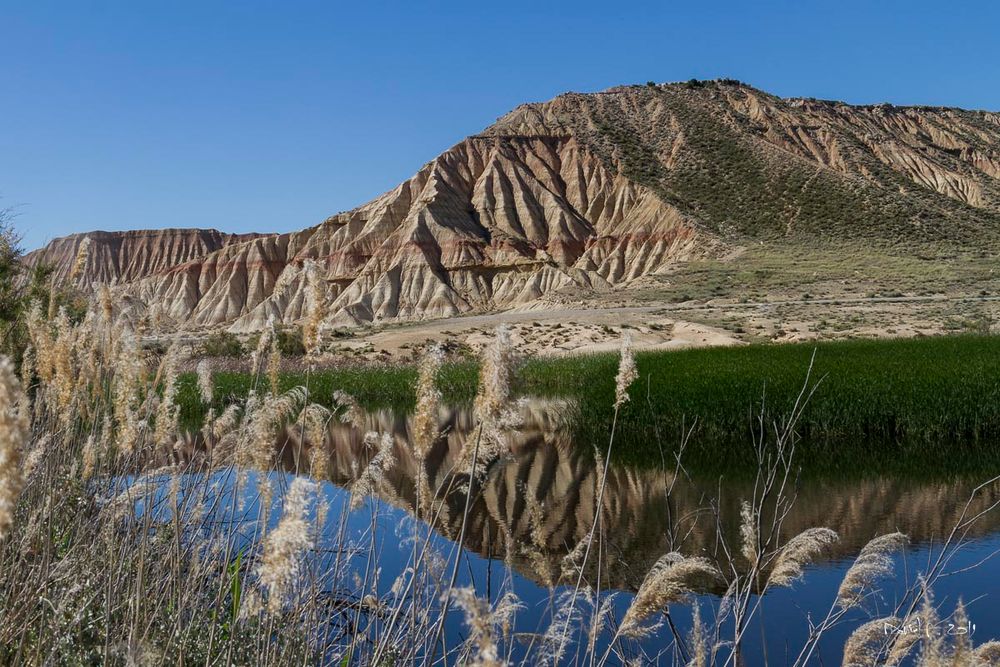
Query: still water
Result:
<box><xmin>219</xmin><ymin>400</ymin><xmax>1000</xmax><ymax>664</ymax></box>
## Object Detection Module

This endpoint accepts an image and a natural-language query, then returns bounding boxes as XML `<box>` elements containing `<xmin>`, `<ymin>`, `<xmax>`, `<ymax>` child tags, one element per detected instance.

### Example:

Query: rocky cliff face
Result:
<box><xmin>24</xmin><ymin>228</ymin><xmax>267</xmax><ymax>287</ymax></box>
<box><xmin>33</xmin><ymin>81</ymin><xmax>1000</xmax><ymax>332</ymax></box>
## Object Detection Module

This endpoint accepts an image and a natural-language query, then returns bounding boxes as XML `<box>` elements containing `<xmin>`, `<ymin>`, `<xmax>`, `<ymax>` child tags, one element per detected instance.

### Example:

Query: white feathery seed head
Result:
<box><xmin>0</xmin><ymin>356</ymin><xmax>29</xmax><ymax>539</ymax></box>
<box><xmin>256</xmin><ymin>477</ymin><xmax>316</xmax><ymax>613</ymax></box>
<box><xmin>614</xmin><ymin>334</ymin><xmax>638</xmax><ymax>410</ymax></box>
<box><xmin>412</xmin><ymin>344</ymin><xmax>444</xmax><ymax>459</ymax></box>
<box><xmin>836</xmin><ymin>532</ymin><xmax>908</xmax><ymax>608</ymax></box>
<box><xmin>196</xmin><ymin>358</ymin><xmax>213</xmax><ymax>404</ymax></box>
<box><xmin>766</xmin><ymin>527</ymin><xmax>839</xmax><ymax>588</ymax></box>
<box><xmin>619</xmin><ymin>553</ymin><xmax>722</xmax><ymax>637</ymax></box>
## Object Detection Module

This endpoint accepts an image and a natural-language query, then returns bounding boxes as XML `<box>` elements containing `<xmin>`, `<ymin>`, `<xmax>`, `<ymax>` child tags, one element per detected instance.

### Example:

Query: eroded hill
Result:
<box><xmin>31</xmin><ymin>81</ymin><xmax>1000</xmax><ymax>335</ymax></box>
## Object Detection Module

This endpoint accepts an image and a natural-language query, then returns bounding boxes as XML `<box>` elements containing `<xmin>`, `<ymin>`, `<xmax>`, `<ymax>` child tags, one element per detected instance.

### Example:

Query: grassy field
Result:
<box><xmin>180</xmin><ymin>334</ymin><xmax>1000</xmax><ymax>476</ymax></box>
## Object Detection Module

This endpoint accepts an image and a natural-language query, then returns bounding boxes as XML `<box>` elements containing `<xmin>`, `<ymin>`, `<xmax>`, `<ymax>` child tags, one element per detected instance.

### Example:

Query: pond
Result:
<box><xmin>228</xmin><ymin>399</ymin><xmax>1000</xmax><ymax>665</ymax></box>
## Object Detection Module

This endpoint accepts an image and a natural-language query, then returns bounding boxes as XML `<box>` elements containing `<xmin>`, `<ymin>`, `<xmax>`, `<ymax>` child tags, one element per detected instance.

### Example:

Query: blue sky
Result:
<box><xmin>2</xmin><ymin>1</ymin><xmax>998</xmax><ymax>250</ymax></box>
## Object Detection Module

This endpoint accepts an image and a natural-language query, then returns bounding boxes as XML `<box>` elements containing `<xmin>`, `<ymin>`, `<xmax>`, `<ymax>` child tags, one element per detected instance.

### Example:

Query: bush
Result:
<box><xmin>200</xmin><ymin>331</ymin><xmax>244</xmax><ymax>357</ymax></box>
<box><xmin>276</xmin><ymin>326</ymin><xmax>306</xmax><ymax>356</ymax></box>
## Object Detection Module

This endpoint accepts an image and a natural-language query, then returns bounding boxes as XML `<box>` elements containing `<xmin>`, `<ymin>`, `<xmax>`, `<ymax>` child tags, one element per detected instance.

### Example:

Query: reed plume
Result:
<box><xmin>50</xmin><ymin>308</ymin><xmax>76</xmax><ymax>414</ymax></box>
<box><xmin>614</xmin><ymin>334</ymin><xmax>638</xmax><ymax>410</ymax></box>
<box><xmin>412</xmin><ymin>344</ymin><xmax>443</xmax><ymax>459</ymax></box>
<box><xmin>474</xmin><ymin>325</ymin><xmax>513</xmax><ymax>424</ymax></box>
<box><xmin>349</xmin><ymin>431</ymin><xmax>395</xmax><ymax>511</ymax></box>
<box><xmin>112</xmin><ymin>331</ymin><xmax>145</xmax><ymax>456</ymax></box>
<box><xmin>98</xmin><ymin>284</ymin><xmax>114</xmax><ymax>323</ymax></box>
<box><xmin>23</xmin><ymin>433</ymin><xmax>49</xmax><ymax>480</ymax></box>
<box><xmin>153</xmin><ymin>342</ymin><xmax>182</xmax><ymax>449</ymax></box>
<box><xmin>267</xmin><ymin>329</ymin><xmax>281</xmax><ymax>395</ymax></box>
<box><xmin>688</xmin><ymin>601</ymin><xmax>709</xmax><ymax>667</ymax></box>
<box><xmin>619</xmin><ymin>553</ymin><xmax>722</xmax><ymax>637</ymax></box>
<box><xmin>301</xmin><ymin>403</ymin><xmax>331</xmax><ymax>478</ymax></box>
<box><xmin>81</xmin><ymin>433</ymin><xmax>98</xmax><ymax>480</ymax></box>
<box><xmin>974</xmin><ymin>642</ymin><xmax>1000</xmax><ymax>664</ymax></box>
<box><xmin>251</xmin><ymin>316</ymin><xmax>275</xmax><ymax>378</ymax></box>
<box><xmin>836</xmin><ymin>532</ymin><xmax>908</xmax><ymax>608</ymax></box>
<box><xmin>739</xmin><ymin>500</ymin><xmax>758</xmax><ymax>568</ymax></box>
<box><xmin>539</xmin><ymin>590</ymin><xmax>583</xmax><ymax>664</ymax></box>
<box><xmin>239</xmin><ymin>387</ymin><xmax>307</xmax><ymax>470</ymax></box>
<box><xmin>19</xmin><ymin>345</ymin><xmax>34</xmax><ymax>392</ymax></box>
<box><xmin>0</xmin><ymin>356</ymin><xmax>30</xmax><ymax>539</ymax></box>
<box><xmin>766</xmin><ymin>527</ymin><xmax>839</xmax><ymax>587</ymax></box>
<box><xmin>301</xmin><ymin>259</ymin><xmax>325</xmax><ymax>357</ymax></box>
<box><xmin>257</xmin><ymin>477</ymin><xmax>316</xmax><ymax>613</ymax></box>
<box><xmin>69</xmin><ymin>236</ymin><xmax>91</xmax><ymax>281</ymax></box>
<box><xmin>196</xmin><ymin>358</ymin><xmax>213</xmax><ymax>404</ymax></box>
<box><xmin>205</xmin><ymin>403</ymin><xmax>242</xmax><ymax>444</ymax></box>
<box><xmin>450</xmin><ymin>587</ymin><xmax>521</xmax><ymax>666</ymax></box>
<box><xmin>842</xmin><ymin>616</ymin><xmax>903</xmax><ymax>667</ymax></box>
<box><xmin>332</xmin><ymin>390</ymin><xmax>365</xmax><ymax>429</ymax></box>
<box><xmin>467</xmin><ymin>325</ymin><xmax>520</xmax><ymax>473</ymax></box>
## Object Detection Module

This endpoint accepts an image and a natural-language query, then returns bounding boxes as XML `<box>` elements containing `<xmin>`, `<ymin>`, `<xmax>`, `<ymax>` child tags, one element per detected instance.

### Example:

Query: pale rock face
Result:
<box><xmin>24</xmin><ymin>229</ymin><xmax>267</xmax><ymax>287</ymax></box>
<box><xmin>31</xmin><ymin>82</ymin><xmax>1000</xmax><ymax>332</ymax></box>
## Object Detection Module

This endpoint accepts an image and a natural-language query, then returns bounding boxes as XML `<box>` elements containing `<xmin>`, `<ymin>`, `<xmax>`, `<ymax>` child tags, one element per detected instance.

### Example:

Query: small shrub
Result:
<box><xmin>200</xmin><ymin>331</ymin><xmax>244</xmax><ymax>357</ymax></box>
<box><xmin>276</xmin><ymin>326</ymin><xmax>306</xmax><ymax>356</ymax></box>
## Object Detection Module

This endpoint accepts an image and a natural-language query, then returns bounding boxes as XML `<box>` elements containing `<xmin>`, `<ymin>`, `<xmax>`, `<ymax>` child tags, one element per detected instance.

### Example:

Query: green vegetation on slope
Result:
<box><xmin>182</xmin><ymin>335</ymin><xmax>1000</xmax><ymax>477</ymax></box>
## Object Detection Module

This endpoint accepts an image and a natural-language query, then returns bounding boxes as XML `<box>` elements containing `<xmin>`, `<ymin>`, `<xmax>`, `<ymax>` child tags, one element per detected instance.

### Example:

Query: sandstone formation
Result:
<box><xmin>24</xmin><ymin>228</ymin><xmax>267</xmax><ymax>287</ymax></box>
<box><xmin>30</xmin><ymin>81</ymin><xmax>1000</xmax><ymax>333</ymax></box>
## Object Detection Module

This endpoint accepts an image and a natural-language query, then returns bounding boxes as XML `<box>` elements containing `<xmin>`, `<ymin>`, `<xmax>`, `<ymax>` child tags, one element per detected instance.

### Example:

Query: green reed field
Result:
<box><xmin>180</xmin><ymin>334</ymin><xmax>1000</xmax><ymax>476</ymax></box>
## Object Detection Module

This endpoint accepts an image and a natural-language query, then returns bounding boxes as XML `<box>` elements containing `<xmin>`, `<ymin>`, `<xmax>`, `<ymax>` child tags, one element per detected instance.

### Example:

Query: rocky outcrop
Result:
<box><xmin>24</xmin><ymin>228</ymin><xmax>268</xmax><ymax>287</ymax></box>
<box><xmin>33</xmin><ymin>81</ymin><xmax>1000</xmax><ymax>332</ymax></box>
<box><xmin>118</xmin><ymin>135</ymin><xmax>710</xmax><ymax>331</ymax></box>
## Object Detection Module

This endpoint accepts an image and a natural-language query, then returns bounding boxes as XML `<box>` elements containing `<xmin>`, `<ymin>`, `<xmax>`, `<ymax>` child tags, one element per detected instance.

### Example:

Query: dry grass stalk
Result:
<box><xmin>767</xmin><ymin>527</ymin><xmax>839</xmax><ymax>587</ymax></box>
<box><xmin>301</xmin><ymin>259</ymin><xmax>325</xmax><ymax>357</ymax></box>
<box><xmin>0</xmin><ymin>356</ymin><xmax>28</xmax><ymax>539</ymax></box>
<box><xmin>69</xmin><ymin>236</ymin><xmax>91</xmax><ymax>281</ymax></box>
<box><xmin>467</xmin><ymin>325</ymin><xmax>520</xmax><ymax>472</ymax></box>
<box><xmin>451</xmin><ymin>587</ymin><xmax>521</xmax><ymax>666</ymax></box>
<box><xmin>256</xmin><ymin>477</ymin><xmax>316</xmax><ymax>614</ymax></box>
<box><xmin>301</xmin><ymin>403</ymin><xmax>331</xmax><ymax>478</ymax></box>
<box><xmin>153</xmin><ymin>342</ymin><xmax>182</xmax><ymax>449</ymax></box>
<box><xmin>251</xmin><ymin>315</ymin><xmax>275</xmax><ymax>378</ymax></box>
<box><xmin>412</xmin><ymin>344</ymin><xmax>443</xmax><ymax>459</ymax></box>
<box><xmin>332</xmin><ymin>390</ymin><xmax>365</xmax><ymax>430</ymax></box>
<box><xmin>688</xmin><ymin>601</ymin><xmax>709</xmax><ymax>667</ymax></box>
<box><xmin>739</xmin><ymin>500</ymin><xmax>758</xmax><ymax>569</ymax></box>
<box><xmin>349</xmin><ymin>432</ymin><xmax>395</xmax><ymax>511</ymax></box>
<box><xmin>619</xmin><ymin>553</ymin><xmax>722</xmax><ymax>637</ymax></box>
<box><xmin>836</xmin><ymin>532</ymin><xmax>908</xmax><ymax>608</ymax></box>
<box><xmin>112</xmin><ymin>331</ymin><xmax>145</xmax><ymax>456</ymax></box>
<box><xmin>614</xmin><ymin>334</ymin><xmax>638</xmax><ymax>410</ymax></box>
<box><xmin>196</xmin><ymin>359</ymin><xmax>213</xmax><ymax>404</ymax></box>
<box><xmin>267</xmin><ymin>329</ymin><xmax>281</xmax><ymax>394</ymax></box>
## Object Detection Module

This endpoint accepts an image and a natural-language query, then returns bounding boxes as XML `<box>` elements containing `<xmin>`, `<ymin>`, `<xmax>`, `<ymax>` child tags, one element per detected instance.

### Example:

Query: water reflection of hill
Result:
<box><xmin>272</xmin><ymin>401</ymin><xmax>1000</xmax><ymax>592</ymax></box>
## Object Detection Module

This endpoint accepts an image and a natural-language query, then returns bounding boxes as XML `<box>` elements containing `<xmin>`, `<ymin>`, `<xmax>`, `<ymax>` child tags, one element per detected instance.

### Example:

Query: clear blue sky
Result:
<box><xmin>3</xmin><ymin>0</ymin><xmax>998</xmax><ymax>250</ymax></box>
